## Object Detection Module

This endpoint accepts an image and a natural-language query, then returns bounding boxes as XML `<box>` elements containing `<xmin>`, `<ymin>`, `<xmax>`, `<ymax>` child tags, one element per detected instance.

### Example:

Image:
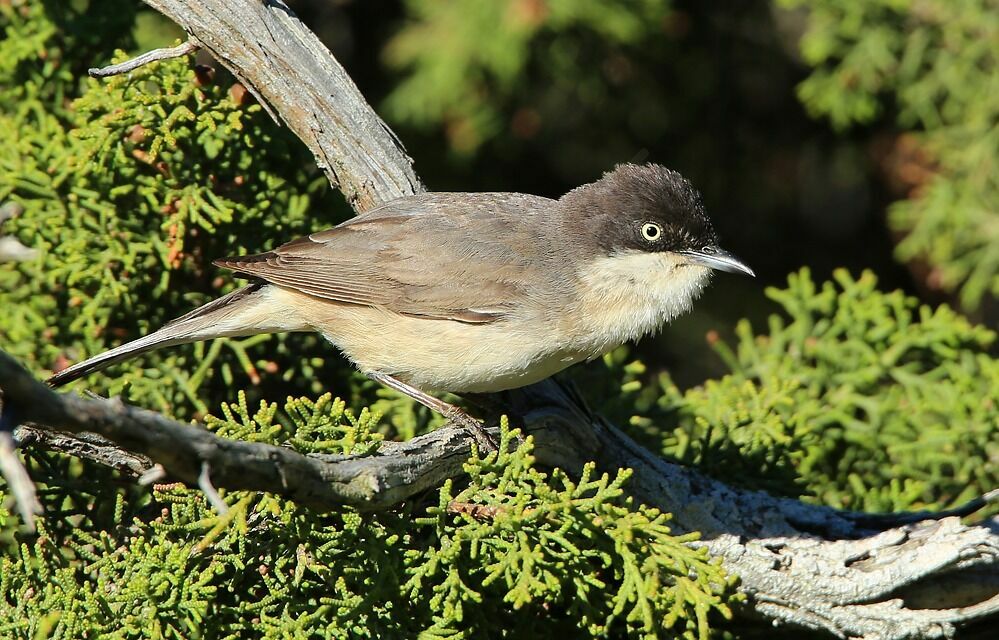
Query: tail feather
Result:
<box><xmin>48</xmin><ymin>283</ymin><xmax>274</xmax><ymax>387</ymax></box>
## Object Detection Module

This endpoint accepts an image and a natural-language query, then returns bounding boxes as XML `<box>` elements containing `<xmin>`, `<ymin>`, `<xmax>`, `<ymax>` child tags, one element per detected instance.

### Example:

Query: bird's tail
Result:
<box><xmin>48</xmin><ymin>283</ymin><xmax>298</xmax><ymax>387</ymax></box>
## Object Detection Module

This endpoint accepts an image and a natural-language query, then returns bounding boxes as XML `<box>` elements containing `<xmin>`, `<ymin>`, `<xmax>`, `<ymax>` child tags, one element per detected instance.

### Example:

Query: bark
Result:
<box><xmin>3</xmin><ymin>1</ymin><xmax>997</xmax><ymax>637</ymax></box>
<box><xmin>143</xmin><ymin>0</ymin><xmax>424</xmax><ymax>213</ymax></box>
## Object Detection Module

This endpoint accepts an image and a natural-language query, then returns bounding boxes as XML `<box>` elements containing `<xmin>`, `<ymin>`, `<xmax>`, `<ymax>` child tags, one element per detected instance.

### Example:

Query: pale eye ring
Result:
<box><xmin>641</xmin><ymin>222</ymin><xmax>663</xmax><ymax>242</ymax></box>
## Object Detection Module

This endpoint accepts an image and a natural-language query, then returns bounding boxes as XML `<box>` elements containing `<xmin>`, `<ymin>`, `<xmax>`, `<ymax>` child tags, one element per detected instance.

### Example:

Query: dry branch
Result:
<box><xmin>88</xmin><ymin>39</ymin><xmax>200</xmax><ymax>78</ymax></box>
<box><xmin>3</xmin><ymin>0</ymin><xmax>997</xmax><ymax>637</ymax></box>
<box><xmin>0</xmin><ymin>430</ymin><xmax>40</xmax><ymax>530</ymax></box>
<box><xmin>0</xmin><ymin>351</ymin><xmax>476</xmax><ymax>511</ymax></box>
<box><xmin>144</xmin><ymin>0</ymin><xmax>424</xmax><ymax>212</ymax></box>
<box><xmin>13</xmin><ymin>426</ymin><xmax>152</xmax><ymax>477</ymax></box>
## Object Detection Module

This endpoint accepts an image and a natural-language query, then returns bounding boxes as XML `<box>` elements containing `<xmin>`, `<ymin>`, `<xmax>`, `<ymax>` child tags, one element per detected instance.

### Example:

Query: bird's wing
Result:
<box><xmin>214</xmin><ymin>193</ymin><xmax>554</xmax><ymax>324</ymax></box>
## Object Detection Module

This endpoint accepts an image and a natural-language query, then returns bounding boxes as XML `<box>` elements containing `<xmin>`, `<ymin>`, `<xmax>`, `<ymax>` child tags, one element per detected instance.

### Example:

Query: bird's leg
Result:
<box><xmin>366</xmin><ymin>371</ymin><xmax>497</xmax><ymax>452</ymax></box>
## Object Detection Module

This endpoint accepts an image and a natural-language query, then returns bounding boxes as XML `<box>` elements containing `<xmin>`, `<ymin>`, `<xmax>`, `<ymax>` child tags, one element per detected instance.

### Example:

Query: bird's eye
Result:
<box><xmin>641</xmin><ymin>223</ymin><xmax>663</xmax><ymax>242</ymax></box>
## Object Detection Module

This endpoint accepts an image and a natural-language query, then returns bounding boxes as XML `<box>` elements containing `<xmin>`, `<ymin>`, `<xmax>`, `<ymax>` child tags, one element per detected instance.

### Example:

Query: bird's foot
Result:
<box><xmin>443</xmin><ymin>407</ymin><xmax>498</xmax><ymax>454</ymax></box>
<box><xmin>363</xmin><ymin>371</ymin><xmax>498</xmax><ymax>453</ymax></box>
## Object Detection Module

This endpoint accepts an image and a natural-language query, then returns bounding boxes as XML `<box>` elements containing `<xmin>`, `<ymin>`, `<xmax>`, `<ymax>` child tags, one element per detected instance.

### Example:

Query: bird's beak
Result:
<box><xmin>681</xmin><ymin>247</ymin><xmax>755</xmax><ymax>277</ymax></box>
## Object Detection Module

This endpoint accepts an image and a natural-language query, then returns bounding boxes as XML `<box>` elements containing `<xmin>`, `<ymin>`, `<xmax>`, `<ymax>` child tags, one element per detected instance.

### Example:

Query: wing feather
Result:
<box><xmin>214</xmin><ymin>193</ymin><xmax>554</xmax><ymax>324</ymax></box>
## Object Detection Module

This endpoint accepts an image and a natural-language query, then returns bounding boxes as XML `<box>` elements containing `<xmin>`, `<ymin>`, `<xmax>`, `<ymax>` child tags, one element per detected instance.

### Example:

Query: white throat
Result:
<box><xmin>568</xmin><ymin>251</ymin><xmax>711</xmax><ymax>356</ymax></box>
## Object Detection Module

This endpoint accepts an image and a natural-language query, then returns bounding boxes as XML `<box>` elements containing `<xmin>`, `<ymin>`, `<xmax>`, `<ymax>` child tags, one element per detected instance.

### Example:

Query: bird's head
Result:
<box><xmin>558</xmin><ymin>162</ymin><xmax>754</xmax><ymax>278</ymax></box>
<box><xmin>554</xmin><ymin>163</ymin><xmax>754</xmax><ymax>346</ymax></box>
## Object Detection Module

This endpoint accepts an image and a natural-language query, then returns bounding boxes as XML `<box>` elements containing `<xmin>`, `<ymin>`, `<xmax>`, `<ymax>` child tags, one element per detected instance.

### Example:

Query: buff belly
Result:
<box><xmin>268</xmin><ymin>287</ymin><xmax>579</xmax><ymax>392</ymax></box>
<box><xmin>322</xmin><ymin>308</ymin><xmax>585</xmax><ymax>393</ymax></box>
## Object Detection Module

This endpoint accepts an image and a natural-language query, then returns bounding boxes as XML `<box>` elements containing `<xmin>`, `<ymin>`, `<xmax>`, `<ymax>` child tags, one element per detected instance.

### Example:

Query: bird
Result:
<box><xmin>48</xmin><ymin>163</ymin><xmax>754</xmax><ymax>448</ymax></box>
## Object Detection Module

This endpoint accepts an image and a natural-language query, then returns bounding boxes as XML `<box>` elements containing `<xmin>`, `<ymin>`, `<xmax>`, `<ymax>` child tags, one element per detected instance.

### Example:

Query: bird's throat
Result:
<box><xmin>569</xmin><ymin>251</ymin><xmax>711</xmax><ymax>353</ymax></box>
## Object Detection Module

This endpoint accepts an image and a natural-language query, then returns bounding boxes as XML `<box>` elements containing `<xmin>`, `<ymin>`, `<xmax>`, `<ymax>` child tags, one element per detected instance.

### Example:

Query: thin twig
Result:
<box><xmin>88</xmin><ymin>40</ymin><xmax>200</xmax><ymax>78</ymax></box>
<box><xmin>138</xmin><ymin>464</ymin><xmax>167</xmax><ymax>485</ymax></box>
<box><xmin>446</xmin><ymin>501</ymin><xmax>505</xmax><ymax>520</ymax></box>
<box><xmin>0</xmin><ymin>431</ymin><xmax>42</xmax><ymax>531</ymax></box>
<box><xmin>13</xmin><ymin>425</ymin><xmax>152</xmax><ymax>477</ymax></box>
<box><xmin>198</xmin><ymin>462</ymin><xmax>229</xmax><ymax>514</ymax></box>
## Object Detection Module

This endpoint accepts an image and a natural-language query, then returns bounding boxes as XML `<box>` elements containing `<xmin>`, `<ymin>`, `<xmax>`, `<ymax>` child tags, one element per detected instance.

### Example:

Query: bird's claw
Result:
<box><xmin>446</xmin><ymin>409</ymin><xmax>498</xmax><ymax>454</ymax></box>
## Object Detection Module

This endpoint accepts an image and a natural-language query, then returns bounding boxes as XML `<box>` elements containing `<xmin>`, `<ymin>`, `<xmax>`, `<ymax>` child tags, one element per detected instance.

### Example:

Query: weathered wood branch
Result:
<box><xmin>88</xmin><ymin>39</ymin><xmax>200</xmax><ymax>78</ymax></box>
<box><xmin>13</xmin><ymin>425</ymin><xmax>152</xmax><ymax>477</ymax></box>
<box><xmin>4</xmin><ymin>0</ymin><xmax>996</xmax><ymax>637</ymax></box>
<box><xmin>143</xmin><ymin>0</ymin><xmax>424</xmax><ymax>212</ymax></box>
<box><xmin>0</xmin><ymin>351</ymin><xmax>475</xmax><ymax>511</ymax></box>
